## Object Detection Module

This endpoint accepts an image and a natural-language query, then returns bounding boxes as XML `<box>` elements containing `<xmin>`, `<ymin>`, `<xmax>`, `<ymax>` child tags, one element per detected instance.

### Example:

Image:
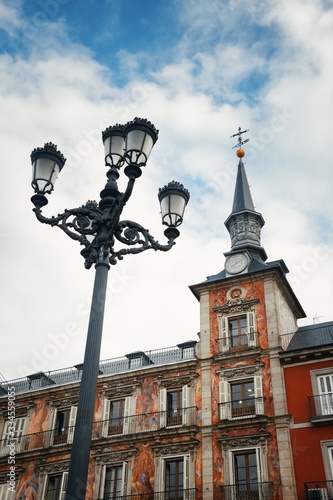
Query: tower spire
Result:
<box><xmin>224</xmin><ymin>127</ymin><xmax>267</xmax><ymax>262</ymax></box>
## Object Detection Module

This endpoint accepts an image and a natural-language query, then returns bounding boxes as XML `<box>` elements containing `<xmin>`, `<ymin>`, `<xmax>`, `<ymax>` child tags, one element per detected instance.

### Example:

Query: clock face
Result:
<box><xmin>225</xmin><ymin>254</ymin><xmax>248</xmax><ymax>274</ymax></box>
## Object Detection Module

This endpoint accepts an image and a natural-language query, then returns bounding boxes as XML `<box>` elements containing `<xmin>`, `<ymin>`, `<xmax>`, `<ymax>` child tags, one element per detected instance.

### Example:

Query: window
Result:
<box><xmin>101</xmin><ymin>397</ymin><xmax>132</xmax><ymax>436</ymax></box>
<box><xmin>44</xmin><ymin>473</ymin><xmax>68</xmax><ymax>500</ymax></box>
<box><xmin>317</xmin><ymin>374</ymin><xmax>333</xmax><ymax>416</ymax></box>
<box><xmin>233</xmin><ymin>450</ymin><xmax>259</xmax><ymax>498</ymax></box>
<box><xmin>219</xmin><ymin>312</ymin><xmax>257</xmax><ymax>353</ymax></box>
<box><xmin>231</xmin><ymin>381</ymin><xmax>256</xmax><ymax>418</ymax></box>
<box><xmin>321</xmin><ymin>441</ymin><xmax>333</xmax><ymax>481</ymax></box>
<box><xmin>220</xmin><ymin>376</ymin><xmax>264</xmax><ymax>420</ymax></box>
<box><xmin>0</xmin><ymin>484</ymin><xmax>16</xmax><ymax>500</ymax></box>
<box><xmin>159</xmin><ymin>386</ymin><xmax>192</xmax><ymax>427</ymax></box>
<box><xmin>50</xmin><ymin>407</ymin><xmax>77</xmax><ymax>445</ymax></box>
<box><xmin>158</xmin><ymin>456</ymin><xmax>190</xmax><ymax>499</ymax></box>
<box><xmin>0</xmin><ymin>417</ymin><xmax>26</xmax><ymax>456</ymax></box>
<box><xmin>99</xmin><ymin>464</ymin><xmax>128</xmax><ymax>499</ymax></box>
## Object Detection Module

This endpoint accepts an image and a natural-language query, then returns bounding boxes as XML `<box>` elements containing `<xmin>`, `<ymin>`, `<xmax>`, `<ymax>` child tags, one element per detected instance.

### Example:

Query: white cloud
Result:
<box><xmin>0</xmin><ymin>0</ymin><xmax>332</xmax><ymax>380</ymax></box>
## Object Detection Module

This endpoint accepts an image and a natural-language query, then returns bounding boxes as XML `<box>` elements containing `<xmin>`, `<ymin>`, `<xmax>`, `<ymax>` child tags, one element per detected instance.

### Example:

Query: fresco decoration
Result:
<box><xmin>26</xmin><ymin>399</ymin><xmax>49</xmax><ymax>450</ymax></box>
<box><xmin>212</xmin><ymin>436</ymin><xmax>223</xmax><ymax>497</ymax></box>
<box><xmin>16</xmin><ymin>464</ymin><xmax>38</xmax><ymax>500</ymax></box>
<box><xmin>135</xmin><ymin>378</ymin><xmax>159</xmax><ymax>432</ymax></box>
<box><xmin>131</xmin><ymin>443</ymin><xmax>154</xmax><ymax>497</ymax></box>
<box><xmin>209</xmin><ymin>280</ymin><xmax>269</xmax><ymax>355</ymax></box>
<box><xmin>85</xmin><ymin>455</ymin><xmax>95</xmax><ymax>500</ymax></box>
<box><xmin>266</xmin><ymin>424</ymin><xmax>283</xmax><ymax>499</ymax></box>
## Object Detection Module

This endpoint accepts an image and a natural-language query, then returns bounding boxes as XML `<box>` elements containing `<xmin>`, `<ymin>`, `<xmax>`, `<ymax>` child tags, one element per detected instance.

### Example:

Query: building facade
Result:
<box><xmin>0</xmin><ymin>146</ymin><xmax>332</xmax><ymax>500</ymax></box>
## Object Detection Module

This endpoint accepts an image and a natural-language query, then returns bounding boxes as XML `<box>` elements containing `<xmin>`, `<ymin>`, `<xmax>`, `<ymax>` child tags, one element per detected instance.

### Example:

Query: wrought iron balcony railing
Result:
<box><xmin>219</xmin><ymin>332</ymin><xmax>259</xmax><ymax>354</ymax></box>
<box><xmin>308</xmin><ymin>394</ymin><xmax>333</xmax><ymax>422</ymax></box>
<box><xmin>304</xmin><ymin>480</ymin><xmax>333</xmax><ymax>499</ymax></box>
<box><xmin>219</xmin><ymin>397</ymin><xmax>265</xmax><ymax>420</ymax></box>
<box><xmin>96</xmin><ymin>488</ymin><xmax>198</xmax><ymax>499</ymax></box>
<box><xmin>220</xmin><ymin>481</ymin><xmax>274</xmax><ymax>499</ymax></box>
<box><xmin>0</xmin><ymin>408</ymin><xmax>198</xmax><ymax>456</ymax></box>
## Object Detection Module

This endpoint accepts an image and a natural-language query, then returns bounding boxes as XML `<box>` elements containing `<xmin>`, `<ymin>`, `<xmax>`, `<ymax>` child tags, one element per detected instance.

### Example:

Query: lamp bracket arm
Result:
<box><xmin>109</xmin><ymin>220</ymin><xmax>175</xmax><ymax>265</ymax></box>
<box><xmin>33</xmin><ymin>205</ymin><xmax>103</xmax><ymax>247</ymax></box>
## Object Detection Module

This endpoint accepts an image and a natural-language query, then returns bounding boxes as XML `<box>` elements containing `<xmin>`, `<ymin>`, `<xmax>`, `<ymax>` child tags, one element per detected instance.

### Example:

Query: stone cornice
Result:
<box><xmin>213</xmin><ymin>298</ymin><xmax>259</xmax><ymax>315</ymax></box>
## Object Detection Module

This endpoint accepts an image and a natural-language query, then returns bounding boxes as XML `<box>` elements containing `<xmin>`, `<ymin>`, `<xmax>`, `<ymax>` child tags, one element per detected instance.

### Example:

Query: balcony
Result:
<box><xmin>219</xmin><ymin>332</ymin><xmax>259</xmax><ymax>354</ymax></box>
<box><xmin>308</xmin><ymin>395</ymin><xmax>333</xmax><ymax>424</ymax></box>
<box><xmin>305</xmin><ymin>481</ymin><xmax>333</xmax><ymax>499</ymax></box>
<box><xmin>96</xmin><ymin>488</ymin><xmax>198</xmax><ymax>499</ymax></box>
<box><xmin>219</xmin><ymin>397</ymin><xmax>265</xmax><ymax>421</ymax></box>
<box><xmin>220</xmin><ymin>482</ymin><xmax>274</xmax><ymax>499</ymax></box>
<box><xmin>0</xmin><ymin>408</ymin><xmax>198</xmax><ymax>456</ymax></box>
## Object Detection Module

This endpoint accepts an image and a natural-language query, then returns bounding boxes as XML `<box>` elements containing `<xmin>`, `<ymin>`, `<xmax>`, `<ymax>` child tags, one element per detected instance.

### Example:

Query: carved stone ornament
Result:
<box><xmin>48</xmin><ymin>396</ymin><xmax>78</xmax><ymax>408</ymax></box>
<box><xmin>222</xmin><ymin>363</ymin><xmax>262</xmax><ymax>379</ymax></box>
<box><xmin>38</xmin><ymin>460</ymin><xmax>70</xmax><ymax>474</ymax></box>
<box><xmin>220</xmin><ymin>431</ymin><xmax>270</xmax><ymax>451</ymax></box>
<box><xmin>102</xmin><ymin>384</ymin><xmax>135</xmax><ymax>399</ymax></box>
<box><xmin>95</xmin><ymin>448</ymin><xmax>137</xmax><ymax>464</ymax></box>
<box><xmin>153</xmin><ymin>439</ymin><xmax>198</xmax><ymax>456</ymax></box>
<box><xmin>157</xmin><ymin>371</ymin><xmax>197</xmax><ymax>389</ymax></box>
<box><xmin>213</xmin><ymin>298</ymin><xmax>259</xmax><ymax>316</ymax></box>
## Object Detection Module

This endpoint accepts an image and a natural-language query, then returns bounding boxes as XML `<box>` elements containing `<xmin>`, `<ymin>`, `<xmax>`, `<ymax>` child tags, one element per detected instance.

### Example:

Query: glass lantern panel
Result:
<box><xmin>125</xmin><ymin>130</ymin><xmax>154</xmax><ymax>164</ymax></box>
<box><xmin>104</xmin><ymin>134</ymin><xmax>125</xmax><ymax>166</ymax></box>
<box><xmin>32</xmin><ymin>158</ymin><xmax>60</xmax><ymax>194</ymax></box>
<box><xmin>160</xmin><ymin>194</ymin><xmax>186</xmax><ymax>227</ymax></box>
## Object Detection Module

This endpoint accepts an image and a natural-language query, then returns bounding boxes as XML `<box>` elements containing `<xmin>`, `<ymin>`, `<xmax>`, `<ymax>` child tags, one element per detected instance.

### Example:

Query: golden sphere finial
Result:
<box><xmin>236</xmin><ymin>148</ymin><xmax>245</xmax><ymax>158</ymax></box>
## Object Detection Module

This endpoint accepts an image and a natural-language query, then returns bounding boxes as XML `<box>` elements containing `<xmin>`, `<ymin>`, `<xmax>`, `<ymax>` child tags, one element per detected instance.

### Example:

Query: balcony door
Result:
<box><xmin>317</xmin><ymin>374</ymin><xmax>333</xmax><ymax>416</ymax></box>
<box><xmin>233</xmin><ymin>450</ymin><xmax>259</xmax><ymax>499</ymax></box>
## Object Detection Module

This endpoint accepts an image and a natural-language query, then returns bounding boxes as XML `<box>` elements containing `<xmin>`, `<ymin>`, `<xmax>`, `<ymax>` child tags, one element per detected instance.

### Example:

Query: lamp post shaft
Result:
<box><xmin>65</xmin><ymin>252</ymin><xmax>110</xmax><ymax>500</ymax></box>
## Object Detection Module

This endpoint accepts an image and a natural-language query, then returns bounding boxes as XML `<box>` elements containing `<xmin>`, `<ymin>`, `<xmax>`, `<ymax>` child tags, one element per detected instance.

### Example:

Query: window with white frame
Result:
<box><xmin>99</xmin><ymin>463</ymin><xmax>128</xmax><ymax>499</ymax></box>
<box><xmin>50</xmin><ymin>407</ymin><xmax>77</xmax><ymax>446</ymax></box>
<box><xmin>0</xmin><ymin>417</ymin><xmax>26</xmax><ymax>456</ymax></box>
<box><xmin>0</xmin><ymin>484</ymin><xmax>16</xmax><ymax>500</ymax></box>
<box><xmin>310</xmin><ymin>369</ymin><xmax>333</xmax><ymax>418</ymax></box>
<box><xmin>230</xmin><ymin>449</ymin><xmax>262</xmax><ymax>497</ymax></box>
<box><xmin>41</xmin><ymin>472</ymin><xmax>68</xmax><ymax>500</ymax></box>
<box><xmin>219</xmin><ymin>374</ymin><xmax>263</xmax><ymax>420</ymax></box>
<box><xmin>101</xmin><ymin>396</ymin><xmax>133</xmax><ymax>436</ymax></box>
<box><xmin>219</xmin><ymin>311</ymin><xmax>257</xmax><ymax>353</ymax></box>
<box><xmin>157</xmin><ymin>455</ymin><xmax>191</xmax><ymax>497</ymax></box>
<box><xmin>317</xmin><ymin>373</ymin><xmax>333</xmax><ymax>416</ymax></box>
<box><xmin>159</xmin><ymin>385</ymin><xmax>193</xmax><ymax>427</ymax></box>
<box><xmin>321</xmin><ymin>441</ymin><xmax>333</xmax><ymax>481</ymax></box>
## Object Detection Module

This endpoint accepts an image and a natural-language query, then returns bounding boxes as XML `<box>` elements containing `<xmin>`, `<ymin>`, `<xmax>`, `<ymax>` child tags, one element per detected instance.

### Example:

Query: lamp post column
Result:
<box><xmin>65</xmin><ymin>248</ymin><xmax>110</xmax><ymax>500</ymax></box>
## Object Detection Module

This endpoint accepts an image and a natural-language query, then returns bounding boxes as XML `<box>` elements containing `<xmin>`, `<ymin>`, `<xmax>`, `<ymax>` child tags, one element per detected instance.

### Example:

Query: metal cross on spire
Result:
<box><xmin>230</xmin><ymin>126</ymin><xmax>250</xmax><ymax>150</ymax></box>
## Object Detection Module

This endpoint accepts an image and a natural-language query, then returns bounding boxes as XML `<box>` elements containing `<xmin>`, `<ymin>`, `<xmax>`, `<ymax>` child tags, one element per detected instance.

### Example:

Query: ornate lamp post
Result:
<box><xmin>29</xmin><ymin>117</ymin><xmax>189</xmax><ymax>500</ymax></box>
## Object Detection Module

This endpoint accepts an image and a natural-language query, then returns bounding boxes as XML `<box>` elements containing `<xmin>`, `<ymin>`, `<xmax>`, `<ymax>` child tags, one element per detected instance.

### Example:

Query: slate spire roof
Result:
<box><xmin>224</xmin><ymin>154</ymin><xmax>267</xmax><ymax>261</ymax></box>
<box><xmin>232</xmin><ymin>157</ymin><xmax>255</xmax><ymax>212</ymax></box>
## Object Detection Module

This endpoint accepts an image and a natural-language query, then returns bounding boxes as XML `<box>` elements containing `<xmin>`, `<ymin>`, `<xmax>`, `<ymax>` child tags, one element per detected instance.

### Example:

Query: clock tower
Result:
<box><xmin>190</xmin><ymin>128</ymin><xmax>306</xmax><ymax>499</ymax></box>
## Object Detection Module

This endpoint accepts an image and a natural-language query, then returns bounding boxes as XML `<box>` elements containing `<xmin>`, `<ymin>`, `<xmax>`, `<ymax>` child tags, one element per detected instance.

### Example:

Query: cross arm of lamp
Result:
<box><xmin>29</xmin><ymin>118</ymin><xmax>190</xmax><ymax>269</ymax></box>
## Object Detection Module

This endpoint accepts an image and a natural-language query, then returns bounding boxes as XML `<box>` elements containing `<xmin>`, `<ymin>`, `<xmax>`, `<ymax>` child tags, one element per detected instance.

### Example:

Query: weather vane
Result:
<box><xmin>230</xmin><ymin>127</ymin><xmax>249</xmax><ymax>158</ymax></box>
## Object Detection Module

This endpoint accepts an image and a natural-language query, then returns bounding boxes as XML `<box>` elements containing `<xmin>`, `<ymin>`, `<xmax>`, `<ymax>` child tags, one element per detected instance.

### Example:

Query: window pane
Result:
<box><xmin>104</xmin><ymin>466</ymin><xmax>123</xmax><ymax>499</ymax></box>
<box><xmin>46</xmin><ymin>476</ymin><xmax>62</xmax><ymax>500</ymax></box>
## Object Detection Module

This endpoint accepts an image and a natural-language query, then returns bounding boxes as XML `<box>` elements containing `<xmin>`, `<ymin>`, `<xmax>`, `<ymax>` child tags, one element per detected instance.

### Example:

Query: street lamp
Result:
<box><xmin>29</xmin><ymin>117</ymin><xmax>189</xmax><ymax>500</ymax></box>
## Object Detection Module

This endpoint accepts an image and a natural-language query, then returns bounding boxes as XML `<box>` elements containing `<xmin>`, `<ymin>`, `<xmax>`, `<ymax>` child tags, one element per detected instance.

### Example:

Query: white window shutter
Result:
<box><xmin>60</xmin><ymin>472</ymin><xmax>68</xmax><ymax>500</ymax></box>
<box><xmin>121</xmin><ymin>462</ymin><xmax>128</xmax><ymax>495</ymax></box>
<box><xmin>159</xmin><ymin>388</ymin><xmax>167</xmax><ymax>428</ymax></box>
<box><xmin>247</xmin><ymin>311</ymin><xmax>257</xmax><ymax>347</ymax></box>
<box><xmin>48</xmin><ymin>408</ymin><xmax>58</xmax><ymax>447</ymax></box>
<box><xmin>101</xmin><ymin>399</ymin><xmax>110</xmax><ymax>438</ymax></box>
<box><xmin>219</xmin><ymin>316</ymin><xmax>230</xmax><ymax>352</ymax></box>
<box><xmin>184</xmin><ymin>455</ymin><xmax>190</xmax><ymax>496</ymax></box>
<box><xmin>99</xmin><ymin>465</ymin><xmax>107</xmax><ymax>499</ymax></box>
<box><xmin>182</xmin><ymin>385</ymin><xmax>190</xmax><ymax>425</ymax></box>
<box><xmin>219</xmin><ymin>379</ymin><xmax>231</xmax><ymax>420</ymax></box>
<box><xmin>67</xmin><ymin>406</ymin><xmax>77</xmax><ymax>444</ymax></box>
<box><xmin>159</xmin><ymin>457</ymin><xmax>166</xmax><ymax>492</ymax></box>
<box><xmin>254</xmin><ymin>375</ymin><xmax>264</xmax><ymax>415</ymax></box>
<box><xmin>39</xmin><ymin>475</ymin><xmax>49</xmax><ymax>500</ymax></box>
<box><xmin>123</xmin><ymin>396</ymin><xmax>132</xmax><ymax>434</ymax></box>
<box><xmin>255</xmin><ymin>448</ymin><xmax>262</xmax><ymax>482</ymax></box>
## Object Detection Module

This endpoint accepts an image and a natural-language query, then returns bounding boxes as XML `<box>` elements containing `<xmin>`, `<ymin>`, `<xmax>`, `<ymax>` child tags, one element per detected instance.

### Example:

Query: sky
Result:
<box><xmin>0</xmin><ymin>0</ymin><xmax>332</xmax><ymax>381</ymax></box>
